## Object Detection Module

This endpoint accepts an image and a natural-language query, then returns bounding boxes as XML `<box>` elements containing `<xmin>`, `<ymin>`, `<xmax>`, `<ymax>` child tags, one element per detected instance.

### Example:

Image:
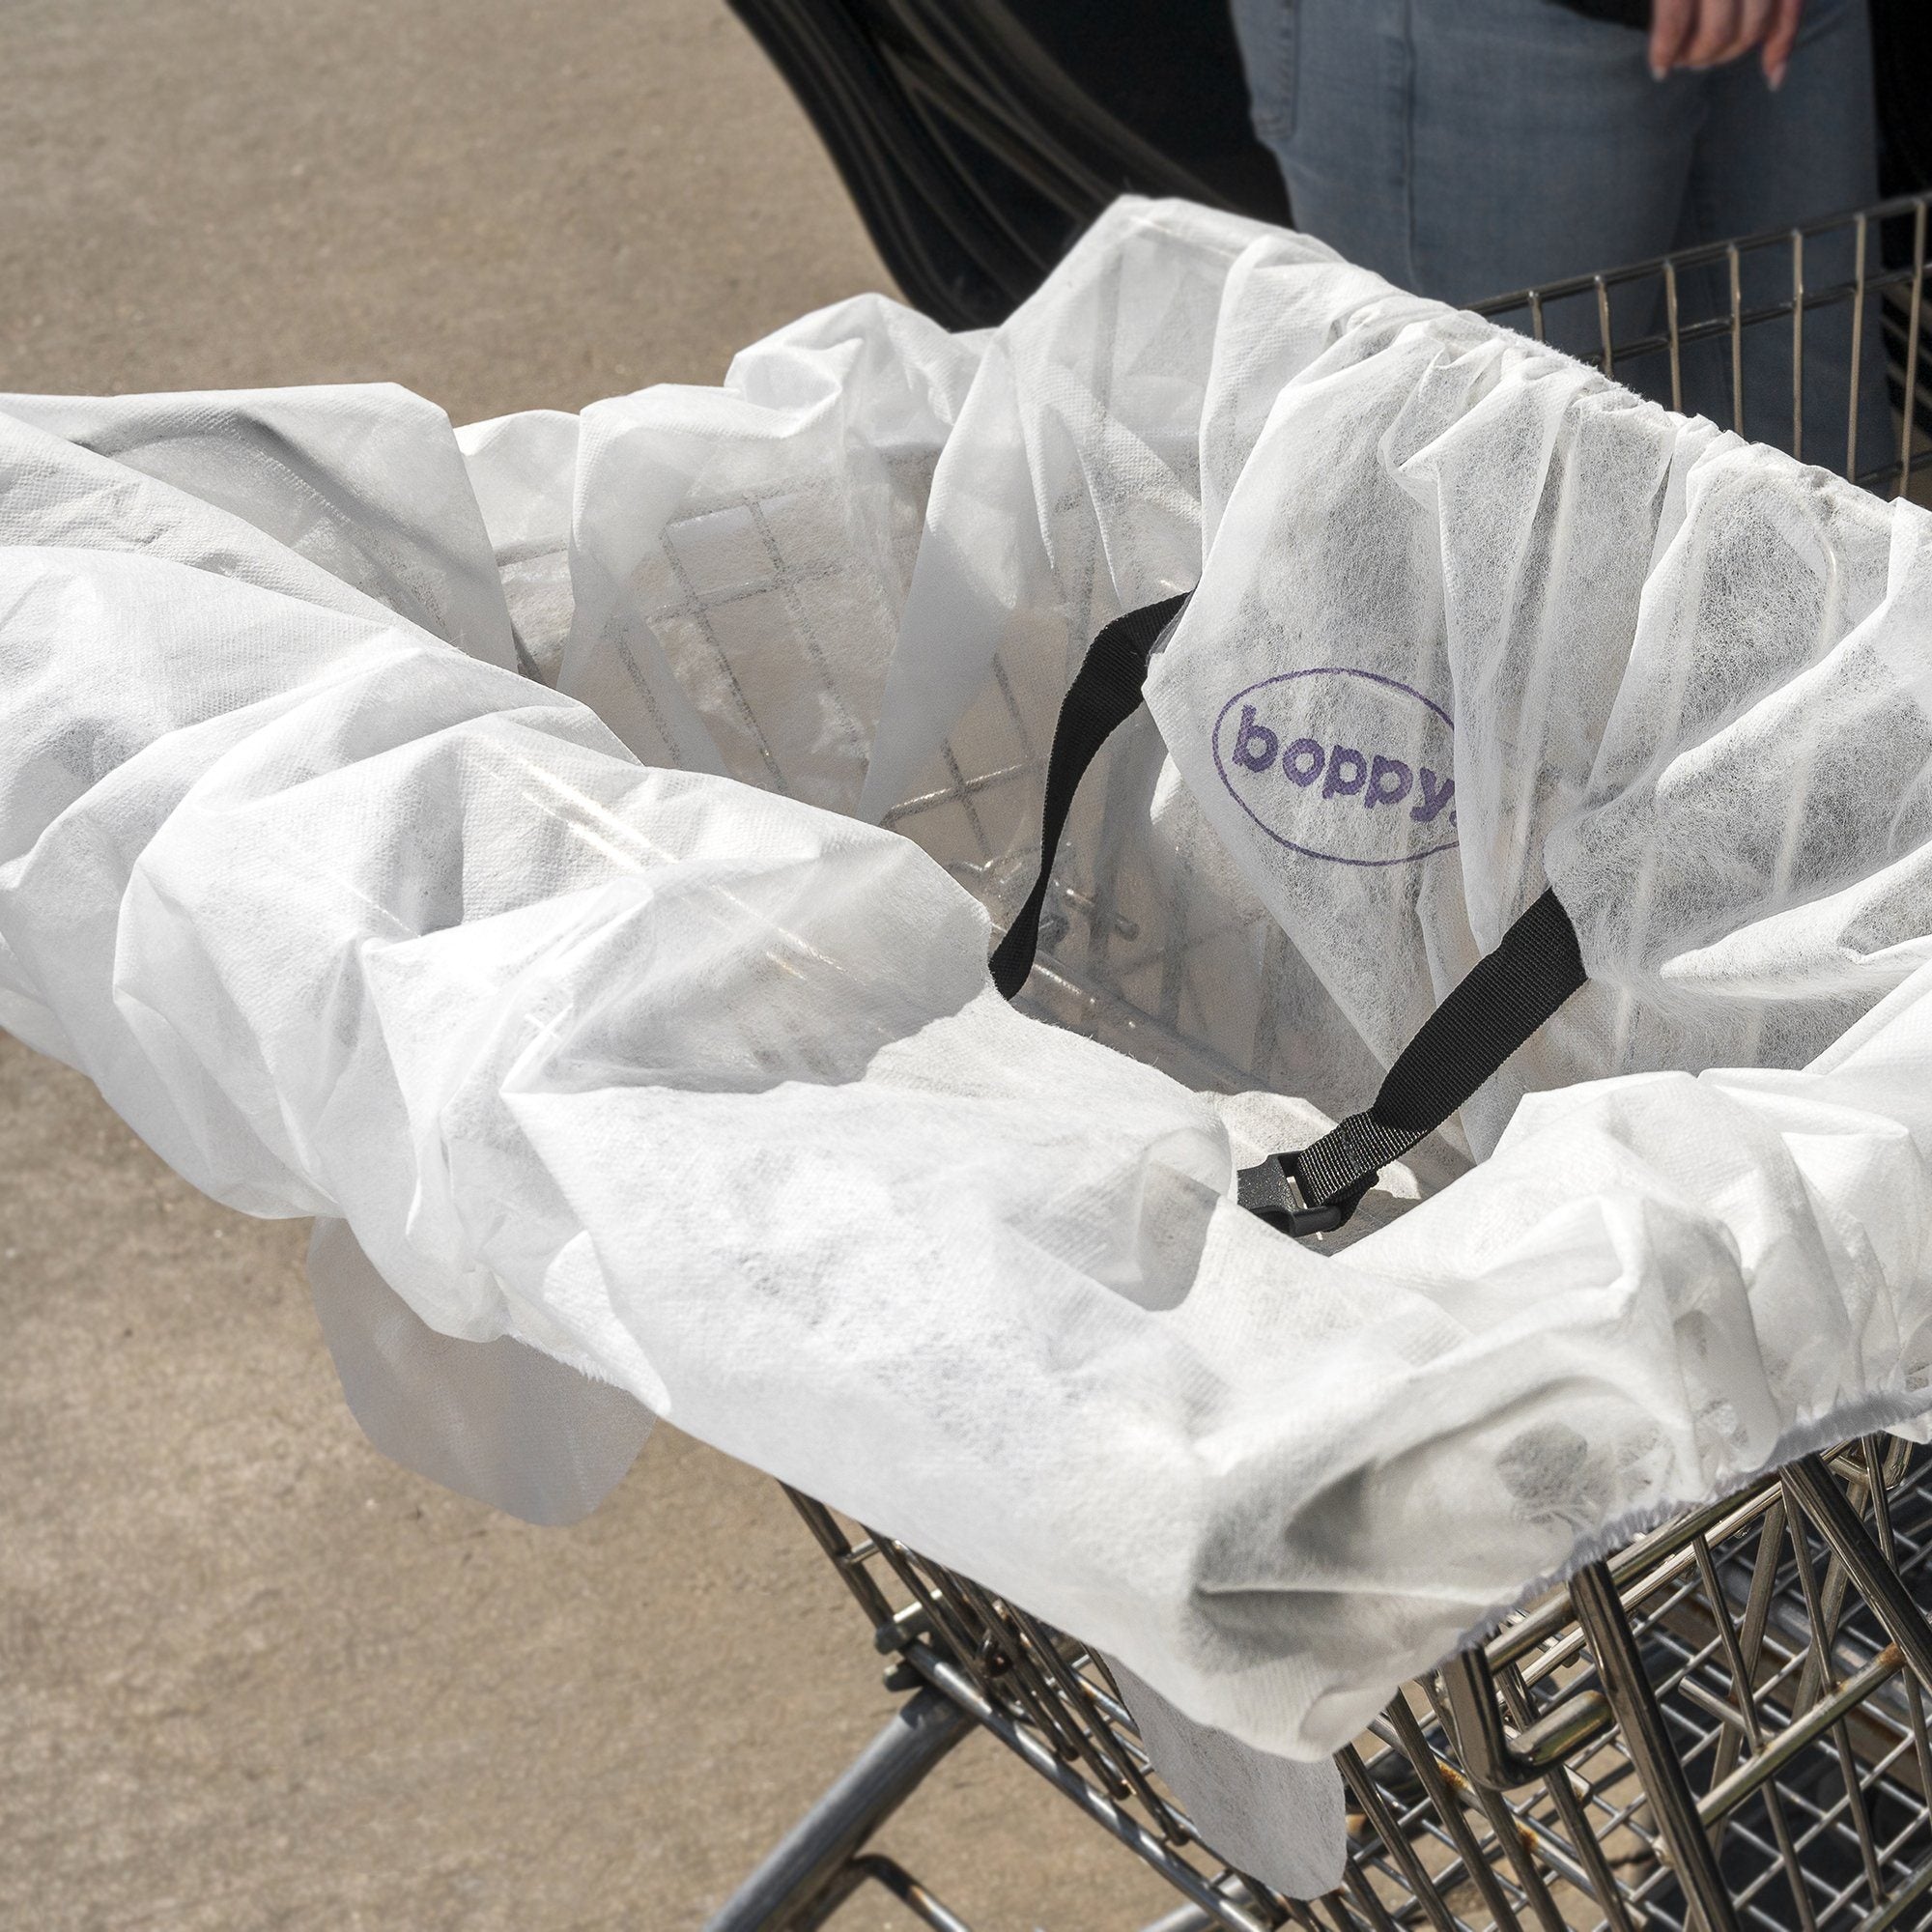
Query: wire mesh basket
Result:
<box><xmin>707</xmin><ymin>193</ymin><xmax>1932</xmax><ymax>1932</ymax></box>
<box><xmin>1475</xmin><ymin>191</ymin><xmax>1932</xmax><ymax>500</ymax></box>
<box><xmin>763</xmin><ymin>1442</ymin><xmax>1932</xmax><ymax>1932</ymax></box>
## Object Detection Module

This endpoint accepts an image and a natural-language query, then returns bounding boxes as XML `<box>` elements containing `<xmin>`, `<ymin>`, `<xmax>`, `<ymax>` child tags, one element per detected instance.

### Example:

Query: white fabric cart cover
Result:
<box><xmin>7</xmin><ymin>202</ymin><xmax>1932</xmax><ymax>1815</ymax></box>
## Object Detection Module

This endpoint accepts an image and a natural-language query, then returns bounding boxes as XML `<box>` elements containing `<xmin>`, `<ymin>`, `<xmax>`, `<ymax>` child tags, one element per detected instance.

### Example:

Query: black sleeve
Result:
<box><xmin>1545</xmin><ymin>0</ymin><xmax>1650</xmax><ymax>26</ymax></box>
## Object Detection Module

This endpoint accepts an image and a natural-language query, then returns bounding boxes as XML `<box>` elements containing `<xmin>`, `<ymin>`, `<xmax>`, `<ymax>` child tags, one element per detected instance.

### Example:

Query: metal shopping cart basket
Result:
<box><xmin>706</xmin><ymin>194</ymin><xmax>1932</xmax><ymax>1932</ymax></box>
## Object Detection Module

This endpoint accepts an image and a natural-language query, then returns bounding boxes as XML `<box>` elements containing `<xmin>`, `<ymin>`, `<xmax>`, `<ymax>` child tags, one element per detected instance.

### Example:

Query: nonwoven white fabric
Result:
<box><xmin>1105</xmin><ymin>1654</ymin><xmax>1347</xmax><ymax>1902</ymax></box>
<box><xmin>308</xmin><ymin>1216</ymin><xmax>654</xmax><ymax>1527</ymax></box>
<box><xmin>1142</xmin><ymin>256</ymin><xmax>1932</xmax><ymax>1155</ymax></box>
<box><xmin>5</xmin><ymin>202</ymin><xmax>1932</xmax><ymax>1818</ymax></box>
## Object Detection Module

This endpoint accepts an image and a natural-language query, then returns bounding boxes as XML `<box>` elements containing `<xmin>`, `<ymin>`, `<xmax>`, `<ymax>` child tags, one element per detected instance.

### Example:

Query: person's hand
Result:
<box><xmin>1649</xmin><ymin>0</ymin><xmax>1804</xmax><ymax>88</ymax></box>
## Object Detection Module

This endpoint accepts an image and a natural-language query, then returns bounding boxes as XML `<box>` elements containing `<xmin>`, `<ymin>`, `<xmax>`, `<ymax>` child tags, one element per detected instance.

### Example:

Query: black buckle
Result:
<box><xmin>1264</xmin><ymin>1161</ymin><xmax>1350</xmax><ymax>1237</ymax></box>
<box><xmin>1236</xmin><ymin>1151</ymin><xmax>1367</xmax><ymax>1239</ymax></box>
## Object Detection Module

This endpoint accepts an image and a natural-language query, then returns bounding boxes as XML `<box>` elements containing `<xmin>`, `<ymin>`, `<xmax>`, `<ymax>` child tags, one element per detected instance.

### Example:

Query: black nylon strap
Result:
<box><xmin>1247</xmin><ymin>887</ymin><xmax>1587</xmax><ymax>1235</ymax></box>
<box><xmin>987</xmin><ymin>596</ymin><xmax>1587</xmax><ymax>1241</ymax></box>
<box><xmin>989</xmin><ymin>591</ymin><xmax>1191</xmax><ymax>999</ymax></box>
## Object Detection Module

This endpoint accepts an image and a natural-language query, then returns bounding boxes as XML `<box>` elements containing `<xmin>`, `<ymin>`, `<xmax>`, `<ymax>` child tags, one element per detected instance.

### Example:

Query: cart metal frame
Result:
<box><xmin>707</xmin><ymin>192</ymin><xmax>1932</xmax><ymax>1932</ymax></box>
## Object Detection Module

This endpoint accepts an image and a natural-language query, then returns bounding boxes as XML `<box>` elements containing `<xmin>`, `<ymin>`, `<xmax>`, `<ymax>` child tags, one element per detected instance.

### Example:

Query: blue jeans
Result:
<box><xmin>1231</xmin><ymin>0</ymin><xmax>1885</xmax><ymax>469</ymax></box>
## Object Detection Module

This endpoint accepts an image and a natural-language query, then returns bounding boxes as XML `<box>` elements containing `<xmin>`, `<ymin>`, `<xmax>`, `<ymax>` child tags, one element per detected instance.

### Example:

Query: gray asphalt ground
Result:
<box><xmin>0</xmin><ymin>3</ymin><xmax>1175</xmax><ymax>1925</ymax></box>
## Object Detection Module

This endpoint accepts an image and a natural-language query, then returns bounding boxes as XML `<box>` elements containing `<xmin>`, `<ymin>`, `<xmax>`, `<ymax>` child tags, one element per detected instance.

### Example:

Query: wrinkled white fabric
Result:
<box><xmin>2</xmin><ymin>384</ymin><xmax>523</xmax><ymax>676</ymax></box>
<box><xmin>4</xmin><ymin>201</ymin><xmax>1932</xmax><ymax>1805</ymax></box>
<box><xmin>856</xmin><ymin>205</ymin><xmax>1397</xmax><ymax>1135</ymax></box>
<box><xmin>308</xmin><ymin>1216</ymin><xmax>653</xmax><ymax>1526</ymax></box>
<box><xmin>1143</xmin><ymin>253</ymin><xmax>1932</xmax><ymax>1154</ymax></box>
<box><xmin>554</xmin><ymin>299</ymin><xmax>982</xmax><ymax>809</ymax></box>
<box><xmin>457</xmin><ymin>406</ymin><xmax>581</xmax><ymax>684</ymax></box>
<box><xmin>1106</xmin><ymin>1654</ymin><xmax>1347</xmax><ymax>1902</ymax></box>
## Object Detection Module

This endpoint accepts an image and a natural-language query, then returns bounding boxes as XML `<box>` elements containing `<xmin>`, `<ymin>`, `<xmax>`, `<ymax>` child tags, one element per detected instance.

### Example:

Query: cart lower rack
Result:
<box><xmin>733</xmin><ymin>1442</ymin><xmax>1932</xmax><ymax>1932</ymax></box>
<box><xmin>708</xmin><ymin>193</ymin><xmax>1932</xmax><ymax>1932</ymax></box>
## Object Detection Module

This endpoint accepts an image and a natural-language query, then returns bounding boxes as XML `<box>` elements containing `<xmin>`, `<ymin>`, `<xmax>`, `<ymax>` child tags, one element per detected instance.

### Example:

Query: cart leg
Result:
<box><xmin>703</xmin><ymin>1685</ymin><xmax>975</xmax><ymax>1932</ymax></box>
<box><xmin>830</xmin><ymin>1854</ymin><xmax>978</xmax><ymax>1932</ymax></box>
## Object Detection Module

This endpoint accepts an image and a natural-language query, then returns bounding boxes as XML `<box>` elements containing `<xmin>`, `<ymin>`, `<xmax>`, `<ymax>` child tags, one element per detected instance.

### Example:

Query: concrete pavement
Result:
<box><xmin>0</xmin><ymin>3</ymin><xmax>1174</xmax><ymax>1924</ymax></box>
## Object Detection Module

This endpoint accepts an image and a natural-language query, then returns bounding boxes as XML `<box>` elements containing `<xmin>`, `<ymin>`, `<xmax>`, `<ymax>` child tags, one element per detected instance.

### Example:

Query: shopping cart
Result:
<box><xmin>706</xmin><ymin>194</ymin><xmax>1932</xmax><ymax>1932</ymax></box>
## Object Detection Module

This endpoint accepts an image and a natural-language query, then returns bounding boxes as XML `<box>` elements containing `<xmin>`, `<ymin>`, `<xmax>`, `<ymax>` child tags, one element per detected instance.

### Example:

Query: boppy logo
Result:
<box><xmin>1210</xmin><ymin>668</ymin><xmax>1458</xmax><ymax>868</ymax></box>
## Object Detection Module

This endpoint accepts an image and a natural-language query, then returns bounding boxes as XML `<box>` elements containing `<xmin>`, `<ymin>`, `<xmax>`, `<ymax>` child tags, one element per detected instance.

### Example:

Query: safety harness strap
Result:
<box><xmin>989</xmin><ymin>590</ymin><xmax>1190</xmax><ymax>1000</ymax></box>
<box><xmin>990</xmin><ymin>596</ymin><xmax>1590</xmax><ymax>1238</ymax></box>
<box><xmin>1241</xmin><ymin>887</ymin><xmax>1586</xmax><ymax>1236</ymax></box>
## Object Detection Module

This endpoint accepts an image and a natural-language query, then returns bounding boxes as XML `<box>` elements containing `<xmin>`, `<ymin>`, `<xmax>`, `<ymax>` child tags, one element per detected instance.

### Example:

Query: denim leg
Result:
<box><xmin>1402</xmin><ymin>0</ymin><xmax>1702</xmax><ymax>309</ymax></box>
<box><xmin>1230</xmin><ymin>0</ymin><xmax>1417</xmax><ymax>288</ymax></box>
<box><xmin>1230</xmin><ymin>0</ymin><xmax>1885</xmax><ymax>464</ymax></box>
<box><xmin>1670</xmin><ymin>0</ymin><xmax>1886</xmax><ymax>467</ymax></box>
<box><xmin>1232</xmin><ymin>0</ymin><xmax>1702</xmax><ymax>343</ymax></box>
<box><xmin>1229</xmin><ymin>0</ymin><xmax>1300</xmax><ymax>150</ymax></box>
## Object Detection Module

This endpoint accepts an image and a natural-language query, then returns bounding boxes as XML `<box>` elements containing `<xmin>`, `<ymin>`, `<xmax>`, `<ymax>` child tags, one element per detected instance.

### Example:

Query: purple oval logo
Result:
<box><xmin>1211</xmin><ymin>668</ymin><xmax>1458</xmax><ymax>868</ymax></box>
